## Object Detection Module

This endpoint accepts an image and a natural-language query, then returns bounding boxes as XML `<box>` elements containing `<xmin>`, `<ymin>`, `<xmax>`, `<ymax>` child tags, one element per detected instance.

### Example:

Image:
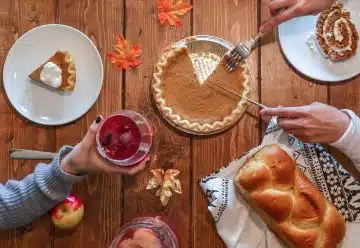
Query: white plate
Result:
<box><xmin>278</xmin><ymin>0</ymin><xmax>360</xmax><ymax>82</ymax></box>
<box><xmin>3</xmin><ymin>24</ymin><xmax>104</xmax><ymax>125</ymax></box>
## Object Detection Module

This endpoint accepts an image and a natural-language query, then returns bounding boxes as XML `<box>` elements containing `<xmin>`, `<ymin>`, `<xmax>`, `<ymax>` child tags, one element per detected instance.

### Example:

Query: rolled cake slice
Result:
<box><xmin>316</xmin><ymin>2</ymin><xmax>359</xmax><ymax>61</ymax></box>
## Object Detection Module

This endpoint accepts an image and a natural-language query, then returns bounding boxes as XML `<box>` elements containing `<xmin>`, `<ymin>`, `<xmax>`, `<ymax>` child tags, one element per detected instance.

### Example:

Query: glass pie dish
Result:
<box><xmin>151</xmin><ymin>35</ymin><xmax>250</xmax><ymax>136</ymax></box>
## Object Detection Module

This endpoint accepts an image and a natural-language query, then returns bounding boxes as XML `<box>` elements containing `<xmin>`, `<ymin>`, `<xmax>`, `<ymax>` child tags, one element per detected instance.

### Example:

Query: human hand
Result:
<box><xmin>60</xmin><ymin>116</ymin><xmax>150</xmax><ymax>175</ymax></box>
<box><xmin>259</xmin><ymin>102</ymin><xmax>351</xmax><ymax>144</ymax></box>
<box><xmin>260</xmin><ymin>0</ymin><xmax>335</xmax><ymax>33</ymax></box>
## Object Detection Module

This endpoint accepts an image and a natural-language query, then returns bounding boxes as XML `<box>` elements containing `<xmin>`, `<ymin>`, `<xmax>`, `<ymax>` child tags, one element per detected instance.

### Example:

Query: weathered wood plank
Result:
<box><xmin>0</xmin><ymin>0</ymin><xmax>15</xmax><ymax>247</ymax></box>
<box><xmin>192</xmin><ymin>0</ymin><xmax>260</xmax><ymax>247</ymax></box>
<box><xmin>260</xmin><ymin>0</ymin><xmax>328</xmax><ymax>107</ymax></box>
<box><xmin>54</xmin><ymin>0</ymin><xmax>123</xmax><ymax>247</ymax></box>
<box><xmin>123</xmin><ymin>0</ymin><xmax>191</xmax><ymax>247</ymax></box>
<box><xmin>0</xmin><ymin>1</ymin><xmax>356</xmax><ymax>248</ymax></box>
<box><xmin>1</xmin><ymin>0</ymin><xmax>55</xmax><ymax>247</ymax></box>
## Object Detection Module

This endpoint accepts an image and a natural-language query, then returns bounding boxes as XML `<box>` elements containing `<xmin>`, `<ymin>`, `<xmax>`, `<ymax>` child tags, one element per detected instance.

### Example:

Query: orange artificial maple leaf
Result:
<box><xmin>158</xmin><ymin>0</ymin><xmax>193</xmax><ymax>27</ymax></box>
<box><xmin>107</xmin><ymin>35</ymin><xmax>141</xmax><ymax>70</ymax></box>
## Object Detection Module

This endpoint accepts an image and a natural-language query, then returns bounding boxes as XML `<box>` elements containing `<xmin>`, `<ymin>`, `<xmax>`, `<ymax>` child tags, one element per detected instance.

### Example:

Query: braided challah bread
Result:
<box><xmin>234</xmin><ymin>144</ymin><xmax>346</xmax><ymax>248</ymax></box>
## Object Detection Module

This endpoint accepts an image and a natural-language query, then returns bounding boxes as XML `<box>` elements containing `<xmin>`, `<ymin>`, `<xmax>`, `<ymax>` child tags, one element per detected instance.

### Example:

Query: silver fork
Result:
<box><xmin>224</xmin><ymin>32</ymin><xmax>264</xmax><ymax>71</ymax></box>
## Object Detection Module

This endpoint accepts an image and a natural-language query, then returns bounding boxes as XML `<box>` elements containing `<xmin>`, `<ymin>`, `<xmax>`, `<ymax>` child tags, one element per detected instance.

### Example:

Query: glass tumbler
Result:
<box><xmin>96</xmin><ymin>110</ymin><xmax>153</xmax><ymax>166</ymax></box>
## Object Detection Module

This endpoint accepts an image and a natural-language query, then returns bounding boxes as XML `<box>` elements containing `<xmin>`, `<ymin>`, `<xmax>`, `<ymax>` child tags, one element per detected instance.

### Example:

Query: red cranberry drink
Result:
<box><xmin>110</xmin><ymin>217</ymin><xmax>179</xmax><ymax>248</ymax></box>
<box><xmin>96</xmin><ymin>110</ymin><xmax>153</xmax><ymax>166</ymax></box>
<box><xmin>99</xmin><ymin>115</ymin><xmax>141</xmax><ymax>160</ymax></box>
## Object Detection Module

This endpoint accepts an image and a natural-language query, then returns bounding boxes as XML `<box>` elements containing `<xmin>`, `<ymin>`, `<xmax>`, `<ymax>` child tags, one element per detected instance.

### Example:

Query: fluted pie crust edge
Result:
<box><xmin>63</xmin><ymin>51</ymin><xmax>76</xmax><ymax>91</ymax></box>
<box><xmin>152</xmin><ymin>45</ymin><xmax>250</xmax><ymax>133</ymax></box>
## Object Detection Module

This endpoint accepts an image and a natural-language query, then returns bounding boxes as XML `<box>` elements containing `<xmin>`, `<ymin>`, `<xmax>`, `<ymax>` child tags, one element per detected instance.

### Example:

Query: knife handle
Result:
<box><xmin>9</xmin><ymin>149</ymin><xmax>57</xmax><ymax>160</ymax></box>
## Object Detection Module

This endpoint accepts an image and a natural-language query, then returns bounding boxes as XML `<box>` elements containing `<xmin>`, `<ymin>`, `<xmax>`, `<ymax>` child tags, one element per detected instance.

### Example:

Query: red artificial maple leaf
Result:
<box><xmin>158</xmin><ymin>0</ymin><xmax>193</xmax><ymax>27</ymax></box>
<box><xmin>107</xmin><ymin>35</ymin><xmax>141</xmax><ymax>70</ymax></box>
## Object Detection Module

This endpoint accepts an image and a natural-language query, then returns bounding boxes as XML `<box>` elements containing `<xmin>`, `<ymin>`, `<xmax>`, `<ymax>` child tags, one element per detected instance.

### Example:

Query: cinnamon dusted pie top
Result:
<box><xmin>29</xmin><ymin>50</ymin><xmax>76</xmax><ymax>91</ymax></box>
<box><xmin>316</xmin><ymin>2</ymin><xmax>359</xmax><ymax>61</ymax></box>
<box><xmin>152</xmin><ymin>46</ymin><xmax>250</xmax><ymax>133</ymax></box>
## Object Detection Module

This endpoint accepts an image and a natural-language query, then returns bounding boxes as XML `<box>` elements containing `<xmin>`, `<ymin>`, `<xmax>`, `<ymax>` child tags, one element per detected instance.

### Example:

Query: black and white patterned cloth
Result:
<box><xmin>200</xmin><ymin>119</ymin><xmax>360</xmax><ymax>248</ymax></box>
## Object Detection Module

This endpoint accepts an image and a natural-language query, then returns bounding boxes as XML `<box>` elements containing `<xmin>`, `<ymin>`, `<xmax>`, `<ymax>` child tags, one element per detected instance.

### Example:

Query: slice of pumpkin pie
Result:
<box><xmin>29</xmin><ymin>50</ymin><xmax>76</xmax><ymax>91</ymax></box>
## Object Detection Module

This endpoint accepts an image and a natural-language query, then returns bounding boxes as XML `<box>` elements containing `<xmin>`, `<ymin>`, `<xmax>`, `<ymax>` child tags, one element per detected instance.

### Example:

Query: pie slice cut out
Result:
<box><xmin>29</xmin><ymin>50</ymin><xmax>76</xmax><ymax>91</ymax></box>
<box><xmin>152</xmin><ymin>45</ymin><xmax>250</xmax><ymax>134</ymax></box>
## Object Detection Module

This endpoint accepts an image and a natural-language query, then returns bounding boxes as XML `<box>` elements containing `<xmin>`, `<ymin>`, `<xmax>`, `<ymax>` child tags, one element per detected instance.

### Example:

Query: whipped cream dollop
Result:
<box><xmin>40</xmin><ymin>62</ymin><xmax>62</xmax><ymax>88</ymax></box>
<box><xmin>305</xmin><ymin>33</ymin><xmax>317</xmax><ymax>52</ymax></box>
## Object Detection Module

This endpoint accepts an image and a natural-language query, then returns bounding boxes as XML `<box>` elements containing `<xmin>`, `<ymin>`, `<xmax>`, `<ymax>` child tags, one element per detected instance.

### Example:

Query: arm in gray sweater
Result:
<box><xmin>0</xmin><ymin>146</ymin><xmax>85</xmax><ymax>229</ymax></box>
<box><xmin>0</xmin><ymin>116</ymin><xmax>151</xmax><ymax>230</ymax></box>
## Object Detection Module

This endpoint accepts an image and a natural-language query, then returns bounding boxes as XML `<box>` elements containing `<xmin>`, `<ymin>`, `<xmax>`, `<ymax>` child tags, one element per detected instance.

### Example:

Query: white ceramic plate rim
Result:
<box><xmin>278</xmin><ymin>24</ymin><xmax>360</xmax><ymax>82</ymax></box>
<box><xmin>3</xmin><ymin>24</ymin><xmax>104</xmax><ymax>126</ymax></box>
<box><xmin>278</xmin><ymin>1</ymin><xmax>360</xmax><ymax>83</ymax></box>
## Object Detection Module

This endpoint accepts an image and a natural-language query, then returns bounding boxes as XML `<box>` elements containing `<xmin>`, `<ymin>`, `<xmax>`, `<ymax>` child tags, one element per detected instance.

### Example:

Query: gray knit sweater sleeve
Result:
<box><xmin>0</xmin><ymin>146</ymin><xmax>85</xmax><ymax>229</ymax></box>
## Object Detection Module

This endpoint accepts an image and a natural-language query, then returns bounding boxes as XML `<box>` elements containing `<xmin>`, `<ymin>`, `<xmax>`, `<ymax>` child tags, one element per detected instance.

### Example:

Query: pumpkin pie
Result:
<box><xmin>29</xmin><ymin>50</ymin><xmax>76</xmax><ymax>91</ymax></box>
<box><xmin>152</xmin><ymin>45</ymin><xmax>250</xmax><ymax>133</ymax></box>
<box><xmin>316</xmin><ymin>2</ymin><xmax>359</xmax><ymax>61</ymax></box>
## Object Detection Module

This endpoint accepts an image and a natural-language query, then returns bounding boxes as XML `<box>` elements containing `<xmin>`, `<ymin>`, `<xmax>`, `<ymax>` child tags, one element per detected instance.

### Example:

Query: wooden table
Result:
<box><xmin>0</xmin><ymin>0</ymin><xmax>359</xmax><ymax>247</ymax></box>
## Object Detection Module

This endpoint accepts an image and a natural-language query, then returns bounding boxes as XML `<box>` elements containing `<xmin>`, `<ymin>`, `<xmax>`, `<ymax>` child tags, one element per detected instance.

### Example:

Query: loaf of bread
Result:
<box><xmin>234</xmin><ymin>144</ymin><xmax>346</xmax><ymax>248</ymax></box>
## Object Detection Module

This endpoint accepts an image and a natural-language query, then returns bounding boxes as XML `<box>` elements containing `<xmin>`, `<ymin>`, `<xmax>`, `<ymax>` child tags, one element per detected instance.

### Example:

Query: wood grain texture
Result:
<box><xmin>260</xmin><ymin>0</ymin><xmax>328</xmax><ymax>107</ymax></box>
<box><xmin>0</xmin><ymin>1</ymin><xmax>55</xmax><ymax>248</ymax></box>
<box><xmin>54</xmin><ymin>0</ymin><xmax>123</xmax><ymax>247</ymax></box>
<box><xmin>0</xmin><ymin>1</ymin><xmax>15</xmax><ymax>247</ymax></box>
<box><xmin>192</xmin><ymin>0</ymin><xmax>259</xmax><ymax>247</ymax></box>
<box><xmin>123</xmin><ymin>0</ymin><xmax>191</xmax><ymax>247</ymax></box>
<box><xmin>0</xmin><ymin>1</ymin><xmax>359</xmax><ymax>248</ymax></box>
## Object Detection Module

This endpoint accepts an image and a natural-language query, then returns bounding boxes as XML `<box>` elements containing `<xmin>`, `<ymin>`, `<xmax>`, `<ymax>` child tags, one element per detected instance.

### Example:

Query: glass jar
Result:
<box><xmin>110</xmin><ymin>217</ymin><xmax>179</xmax><ymax>248</ymax></box>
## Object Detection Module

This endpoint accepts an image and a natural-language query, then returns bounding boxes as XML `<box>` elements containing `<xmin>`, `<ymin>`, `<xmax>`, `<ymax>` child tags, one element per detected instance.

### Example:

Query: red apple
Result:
<box><xmin>51</xmin><ymin>195</ymin><xmax>84</xmax><ymax>229</ymax></box>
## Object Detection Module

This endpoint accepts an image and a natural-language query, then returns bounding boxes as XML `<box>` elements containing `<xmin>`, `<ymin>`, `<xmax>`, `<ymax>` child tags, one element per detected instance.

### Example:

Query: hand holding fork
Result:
<box><xmin>224</xmin><ymin>0</ymin><xmax>335</xmax><ymax>71</ymax></box>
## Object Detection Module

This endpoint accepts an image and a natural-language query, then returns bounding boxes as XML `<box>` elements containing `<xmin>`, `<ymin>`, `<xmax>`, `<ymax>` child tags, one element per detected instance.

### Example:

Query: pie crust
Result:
<box><xmin>152</xmin><ymin>45</ymin><xmax>250</xmax><ymax>133</ymax></box>
<box><xmin>29</xmin><ymin>50</ymin><xmax>76</xmax><ymax>91</ymax></box>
